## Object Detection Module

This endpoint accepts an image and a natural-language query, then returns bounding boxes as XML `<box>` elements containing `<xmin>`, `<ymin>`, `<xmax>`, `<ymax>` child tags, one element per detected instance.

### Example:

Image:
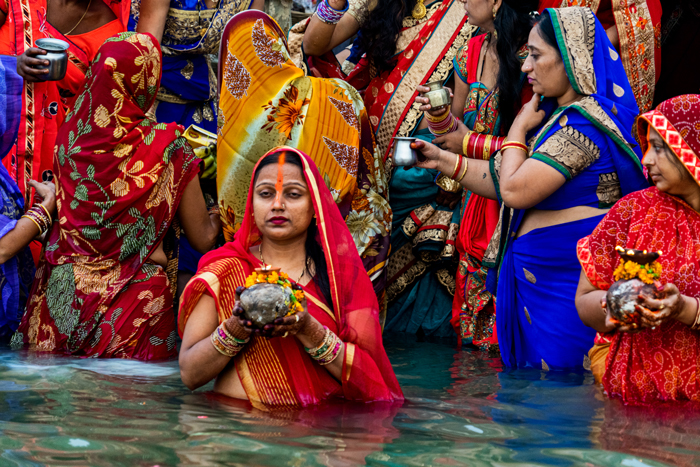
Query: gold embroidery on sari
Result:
<box><xmin>556</xmin><ymin>7</ymin><xmax>597</xmax><ymax>95</ymax></box>
<box><xmin>534</xmin><ymin>125</ymin><xmax>600</xmax><ymax>179</ymax></box>
<box><xmin>597</xmin><ymin>172</ymin><xmax>622</xmax><ymax>207</ymax></box>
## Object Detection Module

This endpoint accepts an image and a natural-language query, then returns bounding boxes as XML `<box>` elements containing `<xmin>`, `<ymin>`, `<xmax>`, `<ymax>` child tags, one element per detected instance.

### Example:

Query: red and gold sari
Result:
<box><xmin>179</xmin><ymin>147</ymin><xmax>403</xmax><ymax>410</ymax></box>
<box><xmin>13</xmin><ymin>32</ymin><xmax>201</xmax><ymax>360</ymax></box>
<box><xmin>577</xmin><ymin>94</ymin><xmax>700</xmax><ymax>403</ymax></box>
<box><xmin>538</xmin><ymin>0</ymin><xmax>661</xmax><ymax>112</ymax></box>
<box><xmin>0</xmin><ymin>0</ymin><xmax>127</xmax><ymax>207</ymax></box>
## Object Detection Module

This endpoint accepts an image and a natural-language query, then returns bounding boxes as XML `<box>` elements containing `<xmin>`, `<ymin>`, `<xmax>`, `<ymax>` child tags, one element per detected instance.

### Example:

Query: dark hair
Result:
<box><xmin>534</xmin><ymin>10</ymin><xmax>562</xmax><ymax>58</ymax></box>
<box><xmin>254</xmin><ymin>151</ymin><xmax>333</xmax><ymax>307</ymax></box>
<box><xmin>494</xmin><ymin>0</ymin><xmax>540</xmax><ymax>129</ymax></box>
<box><xmin>359</xmin><ymin>0</ymin><xmax>415</xmax><ymax>74</ymax></box>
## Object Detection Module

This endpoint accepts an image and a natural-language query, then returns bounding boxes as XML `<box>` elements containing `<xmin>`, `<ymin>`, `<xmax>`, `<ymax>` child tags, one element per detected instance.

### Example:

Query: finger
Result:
<box><xmin>416</xmin><ymin>85</ymin><xmax>430</xmax><ymax>93</ymax></box>
<box><xmin>21</xmin><ymin>65</ymin><xmax>50</xmax><ymax>76</ymax></box>
<box><xmin>431</xmin><ymin>136</ymin><xmax>445</xmax><ymax>145</ymax></box>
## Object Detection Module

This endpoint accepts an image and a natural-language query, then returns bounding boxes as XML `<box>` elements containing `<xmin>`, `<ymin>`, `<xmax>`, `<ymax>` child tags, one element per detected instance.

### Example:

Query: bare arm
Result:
<box><xmin>575</xmin><ymin>271</ymin><xmax>614</xmax><ymax>333</ymax></box>
<box><xmin>302</xmin><ymin>0</ymin><xmax>360</xmax><ymax>56</ymax></box>
<box><xmin>179</xmin><ymin>293</ymin><xmax>254</xmax><ymax>390</ymax></box>
<box><xmin>135</xmin><ymin>0</ymin><xmax>170</xmax><ymax>43</ymax></box>
<box><xmin>0</xmin><ymin>180</ymin><xmax>55</xmax><ymax>265</ymax></box>
<box><xmin>177</xmin><ymin>177</ymin><xmax>220</xmax><ymax>254</ymax></box>
<box><xmin>411</xmin><ymin>140</ymin><xmax>498</xmax><ymax>200</ymax></box>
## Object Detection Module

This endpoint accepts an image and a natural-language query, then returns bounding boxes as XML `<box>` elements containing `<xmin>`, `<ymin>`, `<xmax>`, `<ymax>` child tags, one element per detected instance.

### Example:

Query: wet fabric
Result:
<box><xmin>0</xmin><ymin>56</ymin><xmax>34</xmax><ymax>340</ymax></box>
<box><xmin>489</xmin><ymin>7</ymin><xmax>648</xmax><ymax>369</ymax></box>
<box><xmin>578</xmin><ymin>94</ymin><xmax>700</xmax><ymax>403</ymax></box>
<box><xmin>0</xmin><ymin>0</ymin><xmax>127</xmax><ymax>207</ymax></box>
<box><xmin>216</xmin><ymin>11</ymin><xmax>391</xmax><ymax>300</ymax></box>
<box><xmin>179</xmin><ymin>147</ymin><xmax>403</xmax><ymax>409</ymax></box>
<box><xmin>13</xmin><ymin>33</ymin><xmax>200</xmax><ymax>359</ymax></box>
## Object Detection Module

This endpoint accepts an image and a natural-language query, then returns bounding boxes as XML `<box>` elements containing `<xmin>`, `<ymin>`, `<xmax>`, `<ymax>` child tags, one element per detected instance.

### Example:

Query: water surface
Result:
<box><xmin>1</xmin><ymin>338</ymin><xmax>699</xmax><ymax>466</ymax></box>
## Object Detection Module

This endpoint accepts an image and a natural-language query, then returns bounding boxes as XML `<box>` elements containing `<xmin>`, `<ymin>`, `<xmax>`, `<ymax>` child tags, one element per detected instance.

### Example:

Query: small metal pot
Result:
<box><xmin>422</xmin><ymin>80</ymin><xmax>452</xmax><ymax>109</ymax></box>
<box><xmin>392</xmin><ymin>137</ymin><xmax>418</xmax><ymax>167</ymax></box>
<box><xmin>34</xmin><ymin>38</ymin><xmax>69</xmax><ymax>81</ymax></box>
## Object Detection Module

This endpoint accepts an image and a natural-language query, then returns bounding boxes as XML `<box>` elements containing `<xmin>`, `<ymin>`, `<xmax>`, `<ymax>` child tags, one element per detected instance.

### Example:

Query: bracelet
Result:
<box><xmin>305</xmin><ymin>326</ymin><xmax>343</xmax><ymax>366</ymax></box>
<box><xmin>463</xmin><ymin>132</ymin><xmax>505</xmax><ymax>160</ymax></box>
<box><xmin>425</xmin><ymin>107</ymin><xmax>450</xmax><ymax>123</ymax></box>
<box><xmin>210</xmin><ymin>322</ymin><xmax>249</xmax><ymax>357</ymax></box>
<box><xmin>37</xmin><ymin>203</ymin><xmax>51</xmax><ymax>220</ymax></box>
<box><xmin>502</xmin><ymin>141</ymin><xmax>529</xmax><ymax>154</ymax></box>
<box><xmin>428</xmin><ymin>113</ymin><xmax>458</xmax><ymax>136</ymax></box>
<box><xmin>21</xmin><ymin>204</ymin><xmax>52</xmax><ymax>235</ymax></box>
<box><xmin>454</xmin><ymin>156</ymin><xmax>468</xmax><ymax>182</ymax></box>
<box><xmin>451</xmin><ymin>153</ymin><xmax>462</xmax><ymax>179</ymax></box>
<box><xmin>462</xmin><ymin>131</ymin><xmax>473</xmax><ymax>156</ymax></box>
<box><xmin>315</xmin><ymin>0</ymin><xmax>348</xmax><ymax>24</ymax></box>
<box><xmin>691</xmin><ymin>297</ymin><xmax>700</xmax><ymax>330</ymax></box>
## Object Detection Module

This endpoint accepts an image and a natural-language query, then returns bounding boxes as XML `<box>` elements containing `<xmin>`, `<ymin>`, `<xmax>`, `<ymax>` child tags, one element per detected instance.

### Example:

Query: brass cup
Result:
<box><xmin>422</xmin><ymin>80</ymin><xmax>452</xmax><ymax>109</ymax></box>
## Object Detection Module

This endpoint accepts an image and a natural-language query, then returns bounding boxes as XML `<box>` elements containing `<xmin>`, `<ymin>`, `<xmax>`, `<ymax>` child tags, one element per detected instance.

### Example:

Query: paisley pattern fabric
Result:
<box><xmin>13</xmin><ymin>33</ymin><xmax>200</xmax><ymax>359</ymax></box>
<box><xmin>0</xmin><ymin>0</ymin><xmax>128</xmax><ymax>207</ymax></box>
<box><xmin>578</xmin><ymin>94</ymin><xmax>700</xmax><ymax>403</ymax></box>
<box><xmin>217</xmin><ymin>11</ymin><xmax>391</xmax><ymax>301</ymax></box>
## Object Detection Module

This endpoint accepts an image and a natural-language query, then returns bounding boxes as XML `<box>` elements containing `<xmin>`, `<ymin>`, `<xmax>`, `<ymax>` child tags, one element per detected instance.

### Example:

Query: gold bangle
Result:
<box><xmin>451</xmin><ymin>154</ymin><xmax>461</xmax><ymax>179</ymax></box>
<box><xmin>455</xmin><ymin>156</ymin><xmax>468</xmax><ymax>183</ymax></box>
<box><xmin>462</xmin><ymin>131</ymin><xmax>473</xmax><ymax>156</ymax></box>
<box><xmin>37</xmin><ymin>203</ymin><xmax>51</xmax><ymax>220</ymax></box>
<box><xmin>21</xmin><ymin>215</ymin><xmax>43</xmax><ymax>234</ymax></box>
<box><xmin>425</xmin><ymin>106</ymin><xmax>450</xmax><ymax>123</ymax></box>
<box><xmin>502</xmin><ymin>141</ymin><xmax>528</xmax><ymax>153</ymax></box>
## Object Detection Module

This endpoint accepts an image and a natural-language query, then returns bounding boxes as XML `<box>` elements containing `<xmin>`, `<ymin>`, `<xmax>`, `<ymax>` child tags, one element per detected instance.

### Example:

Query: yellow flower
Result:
<box><xmin>294</xmin><ymin>290</ymin><xmax>304</xmax><ymax>302</ymax></box>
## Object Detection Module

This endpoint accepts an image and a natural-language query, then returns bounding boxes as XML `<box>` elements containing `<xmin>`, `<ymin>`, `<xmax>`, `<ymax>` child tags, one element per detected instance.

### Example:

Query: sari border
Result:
<box><xmin>344</xmin><ymin>342</ymin><xmax>356</xmax><ymax>382</ymax></box>
<box><xmin>305</xmin><ymin>291</ymin><xmax>335</xmax><ymax>322</ymax></box>
<box><xmin>235</xmin><ymin>354</ymin><xmax>267</xmax><ymax>411</ymax></box>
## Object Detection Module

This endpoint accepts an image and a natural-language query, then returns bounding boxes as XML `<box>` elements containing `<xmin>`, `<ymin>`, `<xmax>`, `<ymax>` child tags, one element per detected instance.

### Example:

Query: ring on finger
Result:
<box><xmin>295</xmin><ymin>314</ymin><xmax>299</xmax><ymax>323</ymax></box>
<box><xmin>658</xmin><ymin>304</ymin><xmax>665</xmax><ymax>310</ymax></box>
<box><xmin>283</xmin><ymin>331</ymin><xmax>289</xmax><ymax>338</ymax></box>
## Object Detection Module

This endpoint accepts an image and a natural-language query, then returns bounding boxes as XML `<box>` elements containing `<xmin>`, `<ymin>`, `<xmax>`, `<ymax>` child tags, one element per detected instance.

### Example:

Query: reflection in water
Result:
<box><xmin>0</xmin><ymin>340</ymin><xmax>693</xmax><ymax>466</ymax></box>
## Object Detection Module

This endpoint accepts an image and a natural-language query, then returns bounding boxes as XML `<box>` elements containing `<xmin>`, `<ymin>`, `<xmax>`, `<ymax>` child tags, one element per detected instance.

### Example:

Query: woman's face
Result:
<box><xmin>253</xmin><ymin>161</ymin><xmax>315</xmax><ymax>243</ymax></box>
<box><xmin>522</xmin><ymin>24</ymin><xmax>572</xmax><ymax>99</ymax></box>
<box><xmin>643</xmin><ymin>127</ymin><xmax>697</xmax><ymax>196</ymax></box>
<box><xmin>464</xmin><ymin>0</ymin><xmax>498</xmax><ymax>30</ymax></box>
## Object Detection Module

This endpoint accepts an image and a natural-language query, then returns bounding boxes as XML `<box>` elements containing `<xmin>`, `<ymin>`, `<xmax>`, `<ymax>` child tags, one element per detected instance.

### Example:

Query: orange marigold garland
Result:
<box><xmin>612</xmin><ymin>246</ymin><xmax>663</xmax><ymax>285</ymax></box>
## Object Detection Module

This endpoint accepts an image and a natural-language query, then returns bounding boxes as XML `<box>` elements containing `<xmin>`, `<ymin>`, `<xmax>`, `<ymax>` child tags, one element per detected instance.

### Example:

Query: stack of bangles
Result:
<box><xmin>314</xmin><ymin>0</ymin><xmax>348</xmax><ymax>24</ymax></box>
<box><xmin>210</xmin><ymin>322</ymin><xmax>250</xmax><ymax>357</ymax></box>
<box><xmin>21</xmin><ymin>204</ymin><xmax>52</xmax><ymax>236</ymax></box>
<box><xmin>450</xmin><ymin>154</ymin><xmax>468</xmax><ymax>182</ymax></box>
<box><xmin>426</xmin><ymin>107</ymin><xmax>458</xmax><ymax>136</ymax></box>
<box><xmin>304</xmin><ymin>326</ymin><xmax>343</xmax><ymax>366</ymax></box>
<box><xmin>461</xmin><ymin>131</ymin><xmax>506</xmax><ymax>160</ymax></box>
<box><xmin>690</xmin><ymin>296</ymin><xmax>700</xmax><ymax>330</ymax></box>
<box><xmin>501</xmin><ymin>140</ymin><xmax>529</xmax><ymax>154</ymax></box>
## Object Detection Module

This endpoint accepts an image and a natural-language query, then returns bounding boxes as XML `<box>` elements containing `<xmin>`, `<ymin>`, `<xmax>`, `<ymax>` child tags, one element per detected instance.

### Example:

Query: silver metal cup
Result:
<box><xmin>422</xmin><ymin>80</ymin><xmax>452</xmax><ymax>109</ymax></box>
<box><xmin>392</xmin><ymin>137</ymin><xmax>418</xmax><ymax>167</ymax></box>
<box><xmin>34</xmin><ymin>38</ymin><xmax>69</xmax><ymax>81</ymax></box>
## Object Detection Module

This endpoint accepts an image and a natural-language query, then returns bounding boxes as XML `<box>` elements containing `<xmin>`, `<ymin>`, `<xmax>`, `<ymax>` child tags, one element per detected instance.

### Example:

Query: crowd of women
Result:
<box><xmin>1</xmin><ymin>0</ymin><xmax>699</xmax><ymax>409</ymax></box>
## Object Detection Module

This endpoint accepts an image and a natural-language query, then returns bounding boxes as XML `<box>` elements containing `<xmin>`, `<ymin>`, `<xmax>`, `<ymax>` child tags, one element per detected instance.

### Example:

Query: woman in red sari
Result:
<box><xmin>12</xmin><ymin>32</ymin><xmax>219</xmax><ymax>360</ymax></box>
<box><xmin>0</xmin><ymin>0</ymin><xmax>128</xmax><ymax>209</ymax></box>
<box><xmin>178</xmin><ymin>148</ymin><xmax>403</xmax><ymax>409</ymax></box>
<box><xmin>576</xmin><ymin>94</ymin><xmax>700</xmax><ymax>404</ymax></box>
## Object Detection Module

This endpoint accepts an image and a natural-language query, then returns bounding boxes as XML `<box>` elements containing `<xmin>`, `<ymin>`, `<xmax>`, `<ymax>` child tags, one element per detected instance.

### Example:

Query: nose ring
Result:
<box><xmin>282</xmin><ymin>203</ymin><xmax>286</xmax><ymax>209</ymax></box>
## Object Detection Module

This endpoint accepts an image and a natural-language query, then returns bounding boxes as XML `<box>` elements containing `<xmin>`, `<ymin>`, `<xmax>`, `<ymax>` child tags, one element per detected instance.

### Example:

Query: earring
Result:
<box><xmin>492</xmin><ymin>6</ymin><xmax>497</xmax><ymax>19</ymax></box>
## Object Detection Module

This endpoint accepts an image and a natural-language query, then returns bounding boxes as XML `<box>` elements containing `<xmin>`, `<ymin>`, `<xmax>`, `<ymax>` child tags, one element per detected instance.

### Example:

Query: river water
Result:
<box><xmin>1</xmin><ymin>337</ymin><xmax>699</xmax><ymax>466</ymax></box>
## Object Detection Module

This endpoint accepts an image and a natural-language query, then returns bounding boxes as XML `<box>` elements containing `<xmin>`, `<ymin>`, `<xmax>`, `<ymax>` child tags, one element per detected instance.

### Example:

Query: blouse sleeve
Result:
<box><xmin>453</xmin><ymin>43</ymin><xmax>469</xmax><ymax>84</ymax></box>
<box><xmin>530</xmin><ymin>125</ymin><xmax>601</xmax><ymax>180</ymax></box>
<box><xmin>347</xmin><ymin>0</ymin><xmax>371</xmax><ymax>27</ymax></box>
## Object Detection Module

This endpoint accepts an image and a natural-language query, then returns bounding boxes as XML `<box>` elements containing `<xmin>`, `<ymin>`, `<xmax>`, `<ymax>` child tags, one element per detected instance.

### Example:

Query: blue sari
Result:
<box><xmin>129</xmin><ymin>0</ymin><xmax>252</xmax><ymax>132</ymax></box>
<box><xmin>0</xmin><ymin>56</ymin><xmax>35</xmax><ymax>341</ymax></box>
<box><xmin>487</xmin><ymin>8</ymin><xmax>648</xmax><ymax>370</ymax></box>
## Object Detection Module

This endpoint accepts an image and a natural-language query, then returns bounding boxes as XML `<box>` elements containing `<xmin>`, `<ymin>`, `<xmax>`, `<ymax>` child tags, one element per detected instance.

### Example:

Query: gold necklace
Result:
<box><xmin>48</xmin><ymin>0</ymin><xmax>93</xmax><ymax>36</ymax></box>
<box><xmin>259</xmin><ymin>245</ymin><xmax>306</xmax><ymax>283</ymax></box>
<box><xmin>412</xmin><ymin>0</ymin><xmax>426</xmax><ymax>20</ymax></box>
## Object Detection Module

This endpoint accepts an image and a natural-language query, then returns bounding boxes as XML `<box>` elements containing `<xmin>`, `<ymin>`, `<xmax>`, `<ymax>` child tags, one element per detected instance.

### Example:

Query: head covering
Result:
<box><xmin>50</xmin><ymin>31</ymin><xmax>199</xmax><ymax>270</ymax></box>
<box><xmin>636</xmin><ymin>94</ymin><xmax>700</xmax><ymax>186</ymax></box>
<box><xmin>179</xmin><ymin>147</ymin><xmax>402</xmax><ymax>407</ymax></box>
<box><xmin>536</xmin><ymin>7</ymin><xmax>647</xmax><ymax>195</ymax></box>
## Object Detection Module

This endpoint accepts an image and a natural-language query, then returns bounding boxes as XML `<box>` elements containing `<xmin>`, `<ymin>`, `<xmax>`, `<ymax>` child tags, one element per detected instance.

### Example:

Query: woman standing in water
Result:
<box><xmin>179</xmin><ymin>148</ymin><xmax>403</xmax><ymax>409</ymax></box>
<box><xmin>411</xmin><ymin>8</ymin><xmax>648</xmax><ymax>369</ymax></box>
<box><xmin>577</xmin><ymin>94</ymin><xmax>700</xmax><ymax>403</ymax></box>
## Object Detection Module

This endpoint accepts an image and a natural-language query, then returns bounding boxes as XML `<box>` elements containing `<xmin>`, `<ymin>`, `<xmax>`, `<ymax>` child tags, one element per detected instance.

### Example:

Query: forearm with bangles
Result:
<box><xmin>427</xmin><ymin>107</ymin><xmax>458</xmax><ymax>136</ymax></box>
<box><xmin>461</xmin><ymin>131</ymin><xmax>506</xmax><ymax>160</ymax></box>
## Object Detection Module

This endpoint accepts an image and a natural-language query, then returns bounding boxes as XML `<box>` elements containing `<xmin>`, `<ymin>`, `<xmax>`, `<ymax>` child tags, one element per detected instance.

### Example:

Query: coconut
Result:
<box><xmin>606</xmin><ymin>279</ymin><xmax>663</xmax><ymax>325</ymax></box>
<box><xmin>239</xmin><ymin>283</ymin><xmax>293</xmax><ymax>328</ymax></box>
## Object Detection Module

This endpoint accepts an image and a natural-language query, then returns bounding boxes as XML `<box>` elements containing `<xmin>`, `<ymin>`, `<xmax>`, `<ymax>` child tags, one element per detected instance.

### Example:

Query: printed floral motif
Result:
<box><xmin>224</xmin><ymin>52</ymin><xmax>251</xmax><ymax>99</ymax></box>
<box><xmin>252</xmin><ymin>18</ymin><xmax>287</xmax><ymax>67</ymax></box>
<box><xmin>323</xmin><ymin>137</ymin><xmax>359</xmax><ymax>177</ymax></box>
<box><xmin>329</xmin><ymin>96</ymin><xmax>359</xmax><ymax>130</ymax></box>
<box><xmin>262</xmin><ymin>86</ymin><xmax>309</xmax><ymax>140</ymax></box>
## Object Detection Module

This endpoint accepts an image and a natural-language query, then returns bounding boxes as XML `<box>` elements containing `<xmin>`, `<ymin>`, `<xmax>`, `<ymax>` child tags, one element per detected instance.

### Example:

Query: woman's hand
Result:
<box><xmin>409</xmin><ymin>140</ymin><xmax>444</xmax><ymax>171</ymax></box>
<box><xmin>260</xmin><ymin>308</ymin><xmax>310</xmax><ymax>339</ymax></box>
<box><xmin>28</xmin><ymin>179</ymin><xmax>56</xmax><ymax>214</ymax></box>
<box><xmin>17</xmin><ymin>48</ymin><xmax>50</xmax><ymax>82</ymax></box>
<box><xmin>432</xmin><ymin>119</ymin><xmax>469</xmax><ymax>154</ymax></box>
<box><xmin>635</xmin><ymin>283</ymin><xmax>685</xmax><ymax>329</ymax></box>
<box><xmin>511</xmin><ymin>93</ymin><xmax>546</xmax><ymax>135</ymax></box>
<box><xmin>415</xmin><ymin>85</ymin><xmax>453</xmax><ymax>116</ymax></box>
<box><xmin>225</xmin><ymin>286</ymin><xmax>254</xmax><ymax>340</ymax></box>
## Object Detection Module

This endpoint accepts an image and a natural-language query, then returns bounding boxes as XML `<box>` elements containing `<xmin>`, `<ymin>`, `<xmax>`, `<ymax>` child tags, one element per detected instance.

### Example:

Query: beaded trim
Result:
<box><xmin>304</xmin><ymin>326</ymin><xmax>342</xmax><ymax>366</ymax></box>
<box><xmin>315</xmin><ymin>0</ymin><xmax>348</xmax><ymax>24</ymax></box>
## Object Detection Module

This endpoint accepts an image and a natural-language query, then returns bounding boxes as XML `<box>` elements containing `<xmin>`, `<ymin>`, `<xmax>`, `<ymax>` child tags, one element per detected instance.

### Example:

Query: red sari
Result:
<box><xmin>14</xmin><ymin>32</ymin><xmax>201</xmax><ymax>360</ymax></box>
<box><xmin>0</xmin><ymin>0</ymin><xmax>127</xmax><ymax>207</ymax></box>
<box><xmin>179</xmin><ymin>147</ymin><xmax>403</xmax><ymax>409</ymax></box>
<box><xmin>577</xmin><ymin>94</ymin><xmax>700</xmax><ymax>404</ymax></box>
